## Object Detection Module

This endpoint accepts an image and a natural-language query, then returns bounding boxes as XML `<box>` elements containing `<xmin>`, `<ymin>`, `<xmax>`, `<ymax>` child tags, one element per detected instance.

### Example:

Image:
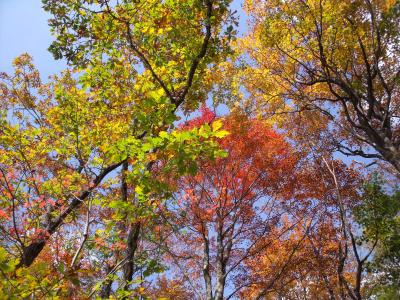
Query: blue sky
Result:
<box><xmin>0</xmin><ymin>0</ymin><xmax>66</xmax><ymax>76</ymax></box>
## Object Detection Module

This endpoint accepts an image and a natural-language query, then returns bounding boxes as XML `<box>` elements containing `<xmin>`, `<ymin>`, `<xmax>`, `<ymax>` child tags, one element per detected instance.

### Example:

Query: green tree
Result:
<box><xmin>355</xmin><ymin>177</ymin><xmax>400</xmax><ymax>299</ymax></box>
<box><xmin>0</xmin><ymin>0</ymin><xmax>233</xmax><ymax>297</ymax></box>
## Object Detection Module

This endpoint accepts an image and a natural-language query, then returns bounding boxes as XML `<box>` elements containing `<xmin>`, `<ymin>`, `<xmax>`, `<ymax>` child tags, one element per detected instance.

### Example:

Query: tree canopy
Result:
<box><xmin>0</xmin><ymin>0</ymin><xmax>399</xmax><ymax>299</ymax></box>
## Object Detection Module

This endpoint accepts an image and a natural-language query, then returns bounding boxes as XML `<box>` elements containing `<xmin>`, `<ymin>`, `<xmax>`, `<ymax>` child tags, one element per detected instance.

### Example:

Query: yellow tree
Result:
<box><xmin>241</xmin><ymin>0</ymin><xmax>400</xmax><ymax>173</ymax></box>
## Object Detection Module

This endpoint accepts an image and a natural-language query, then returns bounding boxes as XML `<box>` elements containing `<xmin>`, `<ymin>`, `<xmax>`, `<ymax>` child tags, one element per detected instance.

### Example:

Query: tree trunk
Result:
<box><xmin>123</xmin><ymin>222</ymin><xmax>141</xmax><ymax>287</ymax></box>
<box><xmin>99</xmin><ymin>264</ymin><xmax>114</xmax><ymax>299</ymax></box>
<box><xmin>202</xmin><ymin>230</ymin><xmax>213</xmax><ymax>300</ymax></box>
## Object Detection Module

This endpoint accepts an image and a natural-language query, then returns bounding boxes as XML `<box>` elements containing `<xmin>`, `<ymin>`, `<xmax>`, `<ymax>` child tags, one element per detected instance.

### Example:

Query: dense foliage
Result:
<box><xmin>0</xmin><ymin>0</ymin><xmax>398</xmax><ymax>299</ymax></box>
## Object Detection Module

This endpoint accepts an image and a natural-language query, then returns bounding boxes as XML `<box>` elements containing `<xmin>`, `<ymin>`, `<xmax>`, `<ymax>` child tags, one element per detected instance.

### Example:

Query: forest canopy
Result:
<box><xmin>0</xmin><ymin>0</ymin><xmax>399</xmax><ymax>299</ymax></box>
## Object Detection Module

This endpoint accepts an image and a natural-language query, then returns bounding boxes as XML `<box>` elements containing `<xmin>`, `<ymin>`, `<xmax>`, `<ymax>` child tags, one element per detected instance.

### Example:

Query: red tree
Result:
<box><xmin>157</xmin><ymin>109</ymin><xmax>304</xmax><ymax>299</ymax></box>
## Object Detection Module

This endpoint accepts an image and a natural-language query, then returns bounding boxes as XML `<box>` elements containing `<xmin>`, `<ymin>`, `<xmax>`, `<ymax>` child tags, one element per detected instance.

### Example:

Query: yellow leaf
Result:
<box><xmin>212</xmin><ymin>120</ymin><xmax>223</xmax><ymax>131</ymax></box>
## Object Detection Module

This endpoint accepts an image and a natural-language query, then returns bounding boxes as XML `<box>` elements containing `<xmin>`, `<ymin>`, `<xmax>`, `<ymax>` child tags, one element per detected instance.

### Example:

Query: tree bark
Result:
<box><xmin>99</xmin><ymin>264</ymin><xmax>114</xmax><ymax>299</ymax></box>
<box><xmin>123</xmin><ymin>222</ymin><xmax>141</xmax><ymax>287</ymax></box>
<box><xmin>202</xmin><ymin>227</ymin><xmax>213</xmax><ymax>300</ymax></box>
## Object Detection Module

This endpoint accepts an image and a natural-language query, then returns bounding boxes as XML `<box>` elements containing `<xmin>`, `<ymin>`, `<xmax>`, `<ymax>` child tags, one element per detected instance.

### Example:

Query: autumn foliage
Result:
<box><xmin>0</xmin><ymin>0</ymin><xmax>399</xmax><ymax>299</ymax></box>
